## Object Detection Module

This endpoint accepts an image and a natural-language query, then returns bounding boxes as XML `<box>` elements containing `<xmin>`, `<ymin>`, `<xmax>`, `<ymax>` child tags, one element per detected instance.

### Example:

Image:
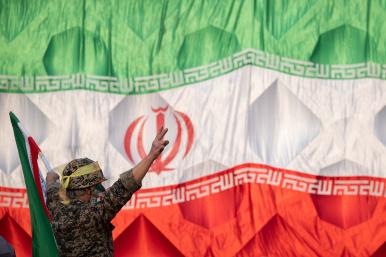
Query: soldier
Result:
<box><xmin>46</xmin><ymin>128</ymin><xmax>169</xmax><ymax>257</ymax></box>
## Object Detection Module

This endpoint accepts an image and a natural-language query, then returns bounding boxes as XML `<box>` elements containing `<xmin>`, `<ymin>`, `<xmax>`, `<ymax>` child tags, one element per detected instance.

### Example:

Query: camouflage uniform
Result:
<box><xmin>46</xmin><ymin>160</ymin><xmax>141</xmax><ymax>257</ymax></box>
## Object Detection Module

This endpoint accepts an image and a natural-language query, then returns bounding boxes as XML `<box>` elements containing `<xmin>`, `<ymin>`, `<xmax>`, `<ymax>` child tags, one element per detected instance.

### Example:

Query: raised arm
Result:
<box><xmin>100</xmin><ymin>127</ymin><xmax>169</xmax><ymax>221</ymax></box>
<box><xmin>45</xmin><ymin>171</ymin><xmax>60</xmax><ymax>212</ymax></box>
<box><xmin>132</xmin><ymin>127</ymin><xmax>169</xmax><ymax>183</ymax></box>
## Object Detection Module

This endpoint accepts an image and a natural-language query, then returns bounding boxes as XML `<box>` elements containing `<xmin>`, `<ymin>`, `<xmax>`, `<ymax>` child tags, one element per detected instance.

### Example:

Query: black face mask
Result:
<box><xmin>95</xmin><ymin>183</ymin><xmax>106</xmax><ymax>193</ymax></box>
<box><xmin>91</xmin><ymin>184</ymin><xmax>106</xmax><ymax>201</ymax></box>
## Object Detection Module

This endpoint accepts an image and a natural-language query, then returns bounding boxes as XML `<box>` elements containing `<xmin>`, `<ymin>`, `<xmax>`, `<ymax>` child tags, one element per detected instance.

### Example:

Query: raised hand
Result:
<box><xmin>131</xmin><ymin>127</ymin><xmax>169</xmax><ymax>182</ymax></box>
<box><xmin>46</xmin><ymin>171</ymin><xmax>59</xmax><ymax>186</ymax></box>
<box><xmin>149</xmin><ymin>127</ymin><xmax>169</xmax><ymax>159</ymax></box>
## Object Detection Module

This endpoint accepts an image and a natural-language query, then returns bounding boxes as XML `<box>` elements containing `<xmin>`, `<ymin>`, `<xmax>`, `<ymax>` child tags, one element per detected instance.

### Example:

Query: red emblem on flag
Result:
<box><xmin>124</xmin><ymin>105</ymin><xmax>194</xmax><ymax>174</ymax></box>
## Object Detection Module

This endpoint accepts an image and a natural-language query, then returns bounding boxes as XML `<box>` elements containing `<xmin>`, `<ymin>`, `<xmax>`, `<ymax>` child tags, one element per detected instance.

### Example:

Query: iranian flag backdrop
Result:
<box><xmin>1</xmin><ymin>1</ymin><xmax>386</xmax><ymax>256</ymax></box>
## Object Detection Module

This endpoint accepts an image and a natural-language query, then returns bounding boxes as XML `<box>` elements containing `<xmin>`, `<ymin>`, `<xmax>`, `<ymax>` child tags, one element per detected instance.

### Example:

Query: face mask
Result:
<box><xmin>91</xmin><ymin>184</ymin><xmax>106</xmax><ymax>201</ymax></box>
<box><xmin>95</xmin><ymin>183</ymin><xmax>106</xmax><ymax>193</ymax></box>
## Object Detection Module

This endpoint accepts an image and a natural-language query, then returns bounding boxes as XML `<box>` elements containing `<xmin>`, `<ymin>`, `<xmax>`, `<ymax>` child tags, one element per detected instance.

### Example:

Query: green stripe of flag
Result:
<box><xmin>1</xmin><ymin>0</ymin><xmax>386</xmax><ymax>77</ymax></box>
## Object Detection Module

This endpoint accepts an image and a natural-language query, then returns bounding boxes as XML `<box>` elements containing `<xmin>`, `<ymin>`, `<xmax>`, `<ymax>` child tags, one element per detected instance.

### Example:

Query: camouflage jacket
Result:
<box><xmin>46</xmin><ymin>170</ymin><xmax>141</xmax><ymax>257</ymax></box>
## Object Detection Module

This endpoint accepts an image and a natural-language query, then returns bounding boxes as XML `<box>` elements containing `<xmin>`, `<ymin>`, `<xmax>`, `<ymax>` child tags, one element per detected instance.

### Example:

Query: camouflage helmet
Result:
<box><xmin>61</xmin><ymin>158</ymin><xmax>107</xmax><ymax>190</ymax></box>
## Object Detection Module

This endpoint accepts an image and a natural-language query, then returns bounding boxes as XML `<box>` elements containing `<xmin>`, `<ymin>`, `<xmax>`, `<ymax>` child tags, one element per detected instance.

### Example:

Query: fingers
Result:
<box><xmin>158</xmin><ymin>126</ymin><xmax>163</xmax><ymax>135</ymax></box>
<box><xmin>157</xmin><ymin>127</ymin><xmax>168</xmax><ymax>140</ymax></box>
<box><xmin>151</xmin><ymin>128</ymin><xmax>169</xmax><ymax>157</ymax></box>
<box><xmin>157</xmin><ymin>140</ymin><xmax>169</xmax><ymax>154</ymax></box>
<box><xmin>46</xmin><ymin>171</ymin><xmax>59</xmax><ymax>184</ymax></box>
<box><xmin>159</xmin><ymin>140</ymin><xmax>169</xmax><ymax>150</ymax></box>
<box><xmin>47</xmin><ymin>171</ymin><xmax>59</xmax><ymax>179</ymax></box>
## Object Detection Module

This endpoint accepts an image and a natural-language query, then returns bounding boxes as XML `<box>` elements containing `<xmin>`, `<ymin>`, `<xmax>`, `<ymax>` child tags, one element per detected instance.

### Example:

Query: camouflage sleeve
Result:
<box><xmin>46</xmin><ymin>181</ymin><xmax>60</xmax><ymax>215</ymax></box>
<box><xmin>99</xmin><ymin>169</ymin><xmax>141</xmax><ymax>221</ymax></box>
